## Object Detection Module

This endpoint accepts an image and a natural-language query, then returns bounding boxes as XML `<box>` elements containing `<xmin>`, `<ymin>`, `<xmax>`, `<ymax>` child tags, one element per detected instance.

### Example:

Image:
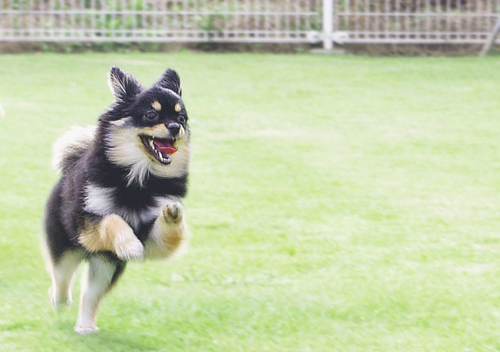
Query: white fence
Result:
<box><xmin>0</xmin><ymin>0</ymin><xmax>322</xmax><ymax>42</ymax></box>
<box><xmin>331</xmin><ymin>0</ymin><xmax>500</xmax><ymax>46</ymax></box>
<box><xmin>1</xmin><ymin>0</ymin><xmax>500</xmax><ymax>47</ymax></box>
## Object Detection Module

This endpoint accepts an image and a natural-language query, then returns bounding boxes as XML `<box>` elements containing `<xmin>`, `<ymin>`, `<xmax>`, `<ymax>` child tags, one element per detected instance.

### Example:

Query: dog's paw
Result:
<box><xmin>75</xmin><ymin>324</ymin><xmax>99</xmax><ymax>335</ymax></box>
<box><xmin>49</xmin><ymin>287</ymin><xmax>72</xmax><ymax>309</ymax></box>
<box><xmin>162</xmin><ymin>202</ymin><xmax>183</xmax><ymax>225</ymax></box>
<box><xmin>114</xmin><ymin>236</ymin><xmax>144</xmax><ymax>261</ymax></box>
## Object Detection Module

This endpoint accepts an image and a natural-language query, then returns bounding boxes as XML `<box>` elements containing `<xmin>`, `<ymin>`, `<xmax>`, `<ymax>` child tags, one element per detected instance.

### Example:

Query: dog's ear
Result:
<box><xmin>108</xmin><ymin>66</ymin><xmax>142</xmax><ymax>102</ymax></box>
<box><xmin>157</xmin><ymin>69</ymin><xmax>182</xmax><ymax>96</ymax></box>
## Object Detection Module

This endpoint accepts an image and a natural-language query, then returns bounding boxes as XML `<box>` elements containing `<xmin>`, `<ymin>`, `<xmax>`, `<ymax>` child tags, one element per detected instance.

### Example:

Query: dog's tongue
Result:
<box><xmin>153</xmin><ymin>139</ymin><xmax>177</xmax><ymax>157</ymax></box>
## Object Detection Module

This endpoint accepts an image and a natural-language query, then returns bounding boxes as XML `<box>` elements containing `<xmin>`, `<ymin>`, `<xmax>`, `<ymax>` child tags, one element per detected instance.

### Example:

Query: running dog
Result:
<box><xmin>43</xmin><ymin>67</ymin><xmax>190</xmax><ymax>334</ymax></box>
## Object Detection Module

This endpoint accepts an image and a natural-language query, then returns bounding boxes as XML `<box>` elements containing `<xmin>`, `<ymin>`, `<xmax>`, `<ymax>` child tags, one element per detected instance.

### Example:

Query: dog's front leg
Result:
<box><xmin>144</xmin><ymin>201</ymin><xmax>188</xmax><ymax>259</ymax></box>
<box><xmin>79</xmin><ymin>214</ymin><xmax>144</xmax><ymax>261</ymax></box>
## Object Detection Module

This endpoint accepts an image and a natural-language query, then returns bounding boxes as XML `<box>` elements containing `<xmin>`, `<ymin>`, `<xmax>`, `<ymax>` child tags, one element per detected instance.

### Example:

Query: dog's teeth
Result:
<box><xmin>149</xmin><ymin>139</ymin><xmax>155</xmax><ymax>149</ymax></box>
<box><xmin>155</xmin><ymin>149</ymin><xmax>162</xmax><ymax>158</ymax></box>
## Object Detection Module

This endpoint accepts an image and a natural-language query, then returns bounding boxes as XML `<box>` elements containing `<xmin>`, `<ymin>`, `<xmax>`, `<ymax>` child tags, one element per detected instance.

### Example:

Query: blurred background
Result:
<box><xmin>2</xmin><ymin>0</ymin><xmax>500</xmax><ymax>55</ymax></box>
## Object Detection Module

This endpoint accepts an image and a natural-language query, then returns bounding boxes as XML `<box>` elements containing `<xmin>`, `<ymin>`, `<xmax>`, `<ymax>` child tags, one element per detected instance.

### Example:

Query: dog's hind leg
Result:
<box><xmin>48</xmin><ymin>250</ymin><xmax>85</xmax><ymax>308</ymax></box>
<box><xmin>75</xmin><ymin>255</ymin><xmax>126</xmax><ymax>334</ymax></box>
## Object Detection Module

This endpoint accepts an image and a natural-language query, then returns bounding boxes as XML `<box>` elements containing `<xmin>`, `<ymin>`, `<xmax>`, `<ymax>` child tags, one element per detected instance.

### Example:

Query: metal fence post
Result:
<box><xmin>323</xmin><ymin>0</ymin><xmax>333</xmax><ymax>50</ymax></box>
<box><xmin>479</xmin><ymin>16</ymin><xmax>500</xmax><ymax>56</ymax></box>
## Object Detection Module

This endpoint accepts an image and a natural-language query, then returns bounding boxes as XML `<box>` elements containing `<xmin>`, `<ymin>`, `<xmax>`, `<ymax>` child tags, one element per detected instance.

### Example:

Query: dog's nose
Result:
<box><xmin>167</xmin><ymin>122</ymin><xmax>180</xmax><ymax>136</ymax></box>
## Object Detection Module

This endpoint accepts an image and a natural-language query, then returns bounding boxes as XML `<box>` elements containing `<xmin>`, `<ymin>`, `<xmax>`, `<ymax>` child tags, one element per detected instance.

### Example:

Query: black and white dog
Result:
<box><xmin>43</xmin><ymin>67</ymin><xmax>190</xmax><ymax>334</ymax></box>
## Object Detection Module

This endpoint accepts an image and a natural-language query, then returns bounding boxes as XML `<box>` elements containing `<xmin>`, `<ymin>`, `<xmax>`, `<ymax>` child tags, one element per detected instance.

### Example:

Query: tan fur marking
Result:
<box><xmin>140</xmin><ymin>124</ymin><xmax>168</xmax><ymax>138</ymax></box>
<box><xmin>174</xmin><ymin>103</ymin><xmax>182</xmax><ymax>112</ymax></box>
<box><xmin>101</xmin><ymin>215</ymin><xmax>134</xmax><ymax>248</ymax></box>
<box><xmin>144</xmin><ymin>203</ymin><xmax>189</xmax><ymax>259</ymax></box>
<box><xmin>152</xmin><ymin>101</ymin><xmax>162</xmax><ymax>111</ymax></box>
<box><xmin>159</xmin><ymin>222</ymin><xmax>185</xmax><ymax>252</ymax></box>
<box><xmin>144</xmin><ymin>221</ymin><xmax>187</xmax><ymax>259</ymax></box>
<box><xmin>79</xmin><ymin>221</ymin><xmax>112</xmax><ymax>252</ymax></box>
<box><xmin>79</xmin><ymin>215</ymin><xmax>141</xmax><ymax>255</ymax></box>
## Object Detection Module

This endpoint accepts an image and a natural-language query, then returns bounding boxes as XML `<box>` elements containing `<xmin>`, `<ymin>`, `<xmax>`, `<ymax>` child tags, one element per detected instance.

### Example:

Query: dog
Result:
<box><xmin>43</xmin><ymin>67</ymin><xmax>190</xmax><ymax>334</ymax></box>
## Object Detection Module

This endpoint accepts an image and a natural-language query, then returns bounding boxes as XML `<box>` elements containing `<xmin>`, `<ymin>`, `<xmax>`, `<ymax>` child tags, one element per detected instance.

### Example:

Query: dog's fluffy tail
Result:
<box><xmin>52</xmin><ymin>125</ymin><xmax>96</xmax><ymax>174</ymax></box>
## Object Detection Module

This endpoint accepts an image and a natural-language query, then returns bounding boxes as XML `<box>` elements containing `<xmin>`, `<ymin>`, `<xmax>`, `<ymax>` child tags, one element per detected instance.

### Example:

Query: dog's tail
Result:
<box><xmin>52</xmin><ymin>125</ymin><xmax>96</xmax><ymax>174</ymax></box>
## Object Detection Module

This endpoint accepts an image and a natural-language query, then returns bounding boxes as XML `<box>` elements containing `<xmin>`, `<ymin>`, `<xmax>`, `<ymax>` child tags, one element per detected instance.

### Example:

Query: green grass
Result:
<box><xmin>1</xmin><ymin>52</ymin><xmax>500</xmax><ymax>351</ymax></box>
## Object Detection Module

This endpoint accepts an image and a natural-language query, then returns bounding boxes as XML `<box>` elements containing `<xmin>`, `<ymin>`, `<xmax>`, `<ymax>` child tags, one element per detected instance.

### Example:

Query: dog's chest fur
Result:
<box><xmin>83</xmin><ymin>183</ymin><xmax>176</xmax><ymax>239</ymax></box>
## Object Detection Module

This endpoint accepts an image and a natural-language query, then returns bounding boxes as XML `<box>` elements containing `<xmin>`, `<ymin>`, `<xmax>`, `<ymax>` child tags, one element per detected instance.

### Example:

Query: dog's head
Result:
<box><xmin>102</xmin><ymin>67</ymin><xmax>190</xmax><ymax>186</ymax></box>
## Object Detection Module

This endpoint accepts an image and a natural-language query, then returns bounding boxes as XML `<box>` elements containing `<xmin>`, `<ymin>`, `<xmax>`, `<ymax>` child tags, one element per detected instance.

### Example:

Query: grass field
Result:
<box><xmin>0</xmin><ymin>52</ymin><xmax>500</xmax><ymax>351</ymax></box>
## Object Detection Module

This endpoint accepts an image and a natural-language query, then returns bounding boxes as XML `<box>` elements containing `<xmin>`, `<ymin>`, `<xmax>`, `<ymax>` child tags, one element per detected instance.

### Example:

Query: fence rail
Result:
<box><xmin>333</xmin><ymin>0</ymin><xmax>500</xmax><ymax>45</ymax></box>
<box><xmin>1</xmin><ymin>0</ymin><xmax>500</xmax><ymax>47</ymax></box>
<box><xmin>0</xmin><ymin>0</ymin><xmax>322</xmax><ymax>42</ymax></box>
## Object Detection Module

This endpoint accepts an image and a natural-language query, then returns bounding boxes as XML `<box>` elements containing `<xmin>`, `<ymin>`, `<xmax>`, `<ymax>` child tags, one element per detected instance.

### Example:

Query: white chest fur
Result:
<box><xmin>83</xmin><ymin>183</ymin><xmax>178</xmax><ymax>231</ymax></box>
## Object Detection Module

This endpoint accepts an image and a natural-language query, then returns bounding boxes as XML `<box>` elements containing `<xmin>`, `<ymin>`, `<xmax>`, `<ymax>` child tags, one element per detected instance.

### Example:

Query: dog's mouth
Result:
<box><xmin>140</xmin><ymin>135</ymin><xmax>178</xmax><ymax>165</ymax></box>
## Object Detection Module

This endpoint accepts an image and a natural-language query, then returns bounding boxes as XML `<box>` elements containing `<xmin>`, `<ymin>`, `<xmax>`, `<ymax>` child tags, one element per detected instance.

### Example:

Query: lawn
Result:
<box><xmin>0</xmin><ymin>52</ymin><xmax>499</xmax><ymax>351</ymax></box>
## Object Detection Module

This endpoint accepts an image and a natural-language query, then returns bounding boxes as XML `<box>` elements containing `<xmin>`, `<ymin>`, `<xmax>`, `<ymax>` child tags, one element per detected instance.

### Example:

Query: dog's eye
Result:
<box><xmin>144</xmin><ymin>111</ymin><xmax>157</xmax><ymax>120</ymax></box>
<box><xmin>178</xmin><ymin>116</ymin><xmax>186</xmax><ymax>124</ymax></box>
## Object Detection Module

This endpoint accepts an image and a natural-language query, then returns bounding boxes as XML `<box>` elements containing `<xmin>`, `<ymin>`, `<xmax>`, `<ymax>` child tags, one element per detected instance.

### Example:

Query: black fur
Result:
<box><xmin>44</xmin><ymin>67</ymin><xmax>191</xmax><ymax>334</ymax></box>
<box><xmin>44</xmin><ymin>66</ymin><xmax>189</xmax><ymax>275</ymax></box>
